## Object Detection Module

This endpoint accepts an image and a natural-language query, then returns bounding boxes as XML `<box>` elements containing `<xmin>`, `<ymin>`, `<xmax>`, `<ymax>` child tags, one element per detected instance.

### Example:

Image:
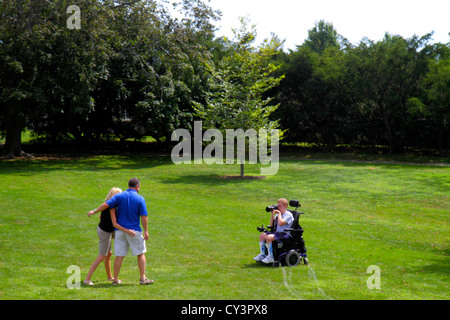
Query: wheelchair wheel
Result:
<box><xmin>284</xmin><ymin>250</ymin><xmax>300</xmax><ymax>267</ymax></box>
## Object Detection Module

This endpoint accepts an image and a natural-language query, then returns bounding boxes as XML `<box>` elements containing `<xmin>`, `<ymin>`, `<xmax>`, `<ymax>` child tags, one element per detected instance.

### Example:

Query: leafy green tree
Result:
<box><xmin>346</xmin><ymin>34</ymin><xmax>432</xmax><ymax>153</ymax></box>
<box><xmin>193</xmin><ymin>18</ymin><xmax>284</xmax><ymax>177</ymax></box>
<box><xmin>123</xmin><ymin>0</ymin><xmax>220</xmax><ymax>145</ymax></box>
<box><xmin>30</xmin><ymin>1</ymin><xmax>113</xmax><ymax>144</ymax></box>
<box><xmin>0</xmin><ymin>0</ymin><xmax>47</xmax><ymax>157</ymax></box>
<box><xmin>0</xmin><ymin>0</ymin><xmax>114</xmax><ymax>156</ymax></box>
<box><xmin>272</xmin><ymin>21</ymin><xmax>351</xmax><ymax>149</ymax></box>
<box><xmin>0</xmin><ymin>0</ymin><xmax>220</xmax><ymax>155</ymax></box>
<box><xmin>408</xmin><ymin>43</ymin><xmax>450</xmax><ymax>154</ymax></box>
<box><xmin>273</xmin><ymin>23</ymin><xmax>441</xmax><ymax>153</ymax></box>
<box><xmin>304</xmin><ymin>20</ymin><xmax>341</xmax><ymax>54</ymax></box>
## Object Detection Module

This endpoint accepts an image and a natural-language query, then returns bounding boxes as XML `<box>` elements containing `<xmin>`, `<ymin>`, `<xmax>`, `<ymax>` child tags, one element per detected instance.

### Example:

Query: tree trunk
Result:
<box><xmin>240</xmin><ymin>163</ymin><xmax>244</xmax><ymax>178</ymax></box>
<box><xmin>1</xmin><ymin>121</ymin><xmax>32</xmax><ymax>159</ymax></box>
<box><xmin>380</xmin><ymin>105</ymin><xmax>396</xmax><ymax>153</ymax></box>
<box><xmin>437</xmin><ymin>120</ymin><xmax>445</xmax><ymax>156</ymax></box>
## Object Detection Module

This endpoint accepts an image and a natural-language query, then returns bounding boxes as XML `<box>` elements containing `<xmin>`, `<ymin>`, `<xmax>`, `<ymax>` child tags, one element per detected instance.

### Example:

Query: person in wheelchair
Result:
<box><xmin>253</xmin><ymin>198</ymin><xmax>293</xmax><ymax>264</ymax></box>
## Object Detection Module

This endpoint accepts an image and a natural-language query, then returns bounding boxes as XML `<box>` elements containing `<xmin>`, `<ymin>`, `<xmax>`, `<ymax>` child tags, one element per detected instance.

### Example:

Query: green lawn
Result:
<box><xmin>0</xmin><ymin>155</ymin><xmax>448</xmax><ymax>300</ymax></box>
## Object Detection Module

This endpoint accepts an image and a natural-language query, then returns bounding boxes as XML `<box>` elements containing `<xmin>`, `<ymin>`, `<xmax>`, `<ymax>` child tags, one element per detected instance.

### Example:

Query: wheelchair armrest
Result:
<box><xmin>285</xmin><ymin>228</ymin><xmax>303</xmax><ymax>232</ymax></box>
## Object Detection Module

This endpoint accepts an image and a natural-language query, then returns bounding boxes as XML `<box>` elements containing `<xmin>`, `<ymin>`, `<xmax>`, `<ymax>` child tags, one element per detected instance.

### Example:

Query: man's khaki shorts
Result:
<box><xmin>114</xmin><ymin>229</ymin><xmax>146</xmax><ymax>256</ymax></box>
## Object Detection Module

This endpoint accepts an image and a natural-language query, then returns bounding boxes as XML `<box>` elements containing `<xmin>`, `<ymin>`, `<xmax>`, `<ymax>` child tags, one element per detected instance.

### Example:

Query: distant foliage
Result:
<box><xmin>0</xmin><ymin>2</ymin><xmax>448</xmax><ymax>157</ymax></box>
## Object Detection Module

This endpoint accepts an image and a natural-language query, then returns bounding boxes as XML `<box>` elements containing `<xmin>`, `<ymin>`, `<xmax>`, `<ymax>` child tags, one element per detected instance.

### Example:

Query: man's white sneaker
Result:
<box><xmin>262</xmin><ymin>256</ymin><xmax>275</xmax><ymax>264</ymax></box>
<box><xmin>253</xmin><ymin>254</ymin><xmax>266</xmax><ymax>262</ymax></box>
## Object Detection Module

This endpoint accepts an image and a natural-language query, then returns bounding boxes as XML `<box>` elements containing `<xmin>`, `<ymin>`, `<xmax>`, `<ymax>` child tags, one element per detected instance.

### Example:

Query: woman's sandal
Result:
<box><xmin>112</xmin><ymin>279</ymin><xmax>122</xmax><ymax>285</ymax></box>
<box><xmin>140</xmin><ymin>278</ymin><xmax>154</xmax><ymax>285</ymax></box>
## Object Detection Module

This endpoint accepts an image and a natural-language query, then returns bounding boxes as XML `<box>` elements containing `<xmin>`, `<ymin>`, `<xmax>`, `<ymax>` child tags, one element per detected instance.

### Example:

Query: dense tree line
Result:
<box><xmin>272</xmin><ymin>21</ymin><xmax>449</xmax><ymax>154</ymax></box>
<box><xmin>1</xmin><ymin>1</ymin><xmax>448</xmax><ymax>158</ymax></box>
<box><xmin>1</xmin><ymin>0</ymin><xmax>220</xmax><ymax>157</ymax></box>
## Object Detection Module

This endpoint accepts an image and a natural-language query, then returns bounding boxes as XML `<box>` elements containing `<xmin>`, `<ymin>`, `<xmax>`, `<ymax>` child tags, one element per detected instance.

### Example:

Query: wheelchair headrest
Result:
<box><xmin>289</xmin><ymin>200</ymin><xmax>300</xmax><ymax>208</ymax></box>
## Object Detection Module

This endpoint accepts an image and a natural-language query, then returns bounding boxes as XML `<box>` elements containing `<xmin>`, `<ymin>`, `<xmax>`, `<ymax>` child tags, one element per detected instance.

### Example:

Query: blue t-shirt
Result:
<box><xmin>106</xmin><ymin>189</ymin><xmax>148</xmax><ymax>231</ymax></box>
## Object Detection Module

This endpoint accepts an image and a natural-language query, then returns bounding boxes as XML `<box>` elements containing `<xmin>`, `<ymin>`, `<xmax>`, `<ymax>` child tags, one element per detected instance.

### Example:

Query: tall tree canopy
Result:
<box><xmin>0</xmin><ymin>0</ymin><xmax>220</xmax><ymax>157</ymax></box>
<box><xmin>193</xmin><ymin>18</ymin><xmax>285</xmax><ymax>176</ymax></box>
<box><xmin>1</xmin><ymin>5</ymin><xmax>448</xmax><ymax>157</ymax></box>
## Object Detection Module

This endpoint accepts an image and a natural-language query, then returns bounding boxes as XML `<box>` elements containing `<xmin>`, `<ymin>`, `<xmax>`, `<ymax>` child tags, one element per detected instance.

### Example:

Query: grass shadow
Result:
<box><xmin>410</xmin><ymin>248</ymin><xmax>450</xmax><ymax>277</ymax></box>
<box><xmin>241</xmin><ymin>262</ymin><xmax>273</xmax><ymax>269</ymax></box>
<box><xmin>66</xmin><ymin>282</ymin><xmax>137</xmax><ymax>289</ymax></box>
<box><xmin>82</xmin><ymin>283</ymin><xmax>136</xmax><ymax>288</ymax></box>
<box><xmin>0</xmin><ymin>154</ymin><xmax>173</xmax><ymax>175</ymax></box>
<box><xmin>159</xmin><ymin>174</ymin><xmax>267</xmax><ymax>186</ymax></box>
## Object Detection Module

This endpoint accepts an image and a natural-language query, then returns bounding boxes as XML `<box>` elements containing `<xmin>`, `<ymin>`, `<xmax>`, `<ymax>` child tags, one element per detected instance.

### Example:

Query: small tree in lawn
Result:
<box><xmin>193</xmin><ymin>18</ymin><xmax>285</xmax><ymax>177</ymax></box>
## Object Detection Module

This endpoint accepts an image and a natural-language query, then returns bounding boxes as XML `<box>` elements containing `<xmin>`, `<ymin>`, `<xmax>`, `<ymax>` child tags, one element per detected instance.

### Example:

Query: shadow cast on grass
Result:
<box><xmin>159</xmin><ymin>174</ymin><xmax>267</xmax><ymax>186</ymax></box>
<box><xmin>241</xmin><ymin>262</ymin><xmax>274</xmax><ymax>269</ymax></box>
<box><xmin>0</xmin><ymin>155</ymin><xmax>173</xmax><ymax>175</ymax></box>
<box><xmin>68</xmin><ymin>282</ymin><xmax>136</xmax><ymax>289</ymax></box>
<box><xmin>410</xmin><ymin>248</ymin><xmax>450</xmax><ymax>277</ymax></box>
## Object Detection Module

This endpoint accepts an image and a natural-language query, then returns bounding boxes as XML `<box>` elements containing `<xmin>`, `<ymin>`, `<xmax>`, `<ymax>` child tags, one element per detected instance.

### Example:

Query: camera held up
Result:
<box><xmin>265</xmin><ymin>204</ymin><xmax>278</xmax><ymax>212</ymax></box>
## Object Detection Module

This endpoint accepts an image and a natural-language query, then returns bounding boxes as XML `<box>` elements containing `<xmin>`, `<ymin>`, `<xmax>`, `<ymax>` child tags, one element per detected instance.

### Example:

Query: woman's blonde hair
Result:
<box><xmin>105</xmin><ymin>187</ymin><xmax>122</xmax><ymax>201</ymax></box>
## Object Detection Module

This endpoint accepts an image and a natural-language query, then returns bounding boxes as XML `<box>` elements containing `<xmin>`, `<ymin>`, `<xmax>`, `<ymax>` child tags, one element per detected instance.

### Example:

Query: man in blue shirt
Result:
<box><xmin>88</xmin><ymin>178</ymin><xmax>153</xmax><ymax>285</ymax></box>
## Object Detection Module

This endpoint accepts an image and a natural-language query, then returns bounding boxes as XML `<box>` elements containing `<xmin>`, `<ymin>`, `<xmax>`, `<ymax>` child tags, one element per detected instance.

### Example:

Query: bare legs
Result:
<box><xmin>113</xmin><ymin>254</ymin><xmax>148</xmax><ymax>283</ymax></box>
<box><xmin>137</xmin><ymin>253</ymin><xmax>146</xmax><ymax>280</ymax></box>
<box><xmin>84</xmin><ymin>251</ymin><xmax>113</xmax><ymax>284</ymax></box>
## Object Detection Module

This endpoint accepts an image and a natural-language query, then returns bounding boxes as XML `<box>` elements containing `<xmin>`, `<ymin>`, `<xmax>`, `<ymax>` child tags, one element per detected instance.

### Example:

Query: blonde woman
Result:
<box><xmin>84</xmin><ymin>187</ymin><xmax>122</xmax><ymax>285</ymax></box>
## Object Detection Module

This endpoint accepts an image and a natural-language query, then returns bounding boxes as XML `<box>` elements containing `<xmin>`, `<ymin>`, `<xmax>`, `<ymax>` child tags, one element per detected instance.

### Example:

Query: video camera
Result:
<box><xmin>265</xmin><ymin>204</ymin><xmax>278</xmax><ymax>212</ymax></box>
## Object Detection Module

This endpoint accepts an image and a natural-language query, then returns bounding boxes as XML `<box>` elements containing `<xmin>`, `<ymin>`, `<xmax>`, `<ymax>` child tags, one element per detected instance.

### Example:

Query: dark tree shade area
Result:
<box><xmin>1</xmin><ymin>1</ymin><xmax>448</xmax><ymax>158</ymax></box>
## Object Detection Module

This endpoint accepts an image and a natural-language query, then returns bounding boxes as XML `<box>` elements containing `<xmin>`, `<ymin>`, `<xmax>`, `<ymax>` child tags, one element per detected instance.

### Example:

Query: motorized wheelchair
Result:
<box><xmin>256</xmin><ymin>200</ymin><xmax>308</xmax><ymax>267</ymax></box>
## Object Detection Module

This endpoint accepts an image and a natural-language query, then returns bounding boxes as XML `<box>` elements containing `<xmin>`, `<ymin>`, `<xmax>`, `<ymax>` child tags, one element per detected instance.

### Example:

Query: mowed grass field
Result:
<box><xmin>0</xmin><ymin>154</ymin><xmax>448</xmax><ymax>300</ymax></box>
